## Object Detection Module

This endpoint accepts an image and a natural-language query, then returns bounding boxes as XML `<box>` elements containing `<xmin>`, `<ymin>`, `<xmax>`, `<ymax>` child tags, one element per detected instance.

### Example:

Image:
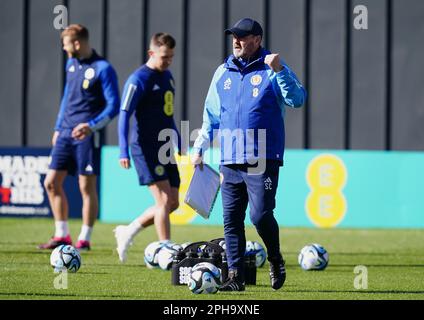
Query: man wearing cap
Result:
<box><xmin>192</xmin><ymin>18</ymin><xmax>306</xmax><ymax>291</ymax></box>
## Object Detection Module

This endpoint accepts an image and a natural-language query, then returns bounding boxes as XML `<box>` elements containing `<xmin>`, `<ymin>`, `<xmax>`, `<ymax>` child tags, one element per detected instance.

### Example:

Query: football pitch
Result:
<box><xmin>0</xmin><ymin>218</ymin><xmax>423</xmax><ymax>300</ymax></box>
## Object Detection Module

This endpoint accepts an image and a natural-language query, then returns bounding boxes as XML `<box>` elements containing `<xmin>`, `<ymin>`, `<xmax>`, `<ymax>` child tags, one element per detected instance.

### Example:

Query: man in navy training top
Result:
<box><xmin>39</xmin><ymin>24</ymin><xmax>120</xmax><ymax>251</ymax></box>
<box><xmin>114</xmin><ymin>33</ymin><xmax>184</xmax><ymax>263</ymax></box>
<box><xmin>192</xmin><ymin>18</ymin><xmax>307</xmax><ymax>291</ymax></box>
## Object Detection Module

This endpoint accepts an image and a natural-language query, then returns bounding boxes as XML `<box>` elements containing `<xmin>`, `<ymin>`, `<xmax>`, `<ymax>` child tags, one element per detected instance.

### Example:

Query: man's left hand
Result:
<box><xmin>72</xmin><ymin>123</ymin><xmax>92</xmax><ymax>140</ymax></box>
<box><xmin>265</xmin><ymin>53</ymin><xmax>284</xmax><ymax>73</ymax></box>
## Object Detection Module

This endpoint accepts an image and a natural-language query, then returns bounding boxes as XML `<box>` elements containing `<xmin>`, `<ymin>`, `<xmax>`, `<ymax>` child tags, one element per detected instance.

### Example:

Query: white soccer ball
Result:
<box><xmin>157</xmin><ymin>243</ymin><xmax>183</xmax><ymax>271</ymax></box>
<box><xmin>50</xmin><ymin>244</ymin><xmax>81</xmax><ymax>273</ymax></box>
<box><xmin>144</xmin><ymin>240</ymin><xmax>168</xmax><ymax>269</ymax></box>
<box><xmin>252</xmin><ymin>241</ymin><xmax>267</xmax><ymax>268</ymax></box>
<box><xmin>245</xmin><ymin>240</ymin><xmax>255</xmax><ymax>254</ymax></box>
<box><xmin>298</xmin><ymin>243</ymin><xmax>329</xmax><ymax>271</ymax></box>
<box><xmin>188</xmin><ymin>262</ymin><xmax>221</xmax><ymax>294</ymax></box>
<box><xmin>245</xmin><ymin>240</ymin><xmax>267</xmax><ymax>268</ymax></box>
<box><xmin>218</xmin><ymin>240</ymin><xmax>226</xmax><ymax>251</ymax></box>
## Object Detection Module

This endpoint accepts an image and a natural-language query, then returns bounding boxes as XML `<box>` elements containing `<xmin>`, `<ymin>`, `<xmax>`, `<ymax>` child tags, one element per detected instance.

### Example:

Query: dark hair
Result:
<box><xmin>150</xmin><ymin>33</ymin><xmax>176</xmax><ymax>49</ymax></box>
<box><xmin>61</xmin><ymin>24</ymin><xmax>89</xmax><ymax>42</ymax></box>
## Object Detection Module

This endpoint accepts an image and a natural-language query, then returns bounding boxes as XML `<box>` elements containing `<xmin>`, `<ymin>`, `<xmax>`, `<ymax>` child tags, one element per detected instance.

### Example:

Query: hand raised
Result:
<box><xmin>264</xmin><ymin>53</ymin><xmax>283</xmax><ymax>73</ymax></box>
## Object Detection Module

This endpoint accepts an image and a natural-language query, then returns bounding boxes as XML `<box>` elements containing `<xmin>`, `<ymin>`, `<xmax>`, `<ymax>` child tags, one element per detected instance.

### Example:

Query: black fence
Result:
<box><xmin>1</xmin><ymin>0</ymin><xmax>423</xmax><ymax>150</ymax></box>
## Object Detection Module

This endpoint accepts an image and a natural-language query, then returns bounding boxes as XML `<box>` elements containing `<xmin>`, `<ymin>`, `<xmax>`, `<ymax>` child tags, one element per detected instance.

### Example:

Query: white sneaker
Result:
<box><xmin>113</xmin><ymin>225</ymin><xmax>133</xmax><ymax>263</ymax></box>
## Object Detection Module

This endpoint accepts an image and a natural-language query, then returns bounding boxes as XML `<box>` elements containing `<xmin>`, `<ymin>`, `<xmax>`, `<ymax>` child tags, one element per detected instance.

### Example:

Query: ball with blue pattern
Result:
<box><xmin>245</xmin><ymin>240</ymin><xmax>267</xmax><ymax>268</ymax></box>
<box><xmin>50</xmin><ymin>244</ymin><xmax>81</xmax><ymax>273</ymax></box>
<box><xmin>144</xmin><ymin>240</ymin><xmax>169</xmax><ymax>269</ymax></box>
<box><xmin>188</xmin><ymin>262</ymin><xmax>221</xmax><ymax>294</ymax></box>
<box><xmin>157</xmin><ymin>242</ymin><xmax>183</xmax><ymax>271</ymax></box>
<box><xmin>298</xmin><ymin>243</ymin><xmax>329</xmax><ymax>270</ymax></box>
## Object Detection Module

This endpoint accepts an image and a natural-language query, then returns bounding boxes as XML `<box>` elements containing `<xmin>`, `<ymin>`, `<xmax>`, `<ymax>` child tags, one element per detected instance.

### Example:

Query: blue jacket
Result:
<box><xmin>55</xmin><ymin>50</ymin><xmax>120</xmax><ymax>132</ymax></box>
<box><xmin>193</xmin><ymin>48</ymin><xmax>306</xmax><ymax>164</ymax></box>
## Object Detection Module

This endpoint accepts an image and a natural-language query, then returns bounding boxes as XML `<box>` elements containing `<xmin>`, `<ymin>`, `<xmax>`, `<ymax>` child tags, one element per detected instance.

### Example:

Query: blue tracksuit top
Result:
<box><xmin>118</xmin><ymin>65</ymin><xmax>181</xmax><ymax>159</ymax></box>
<box><xmin>193</xmin><ymin>47</ymin><xmax>306</xmax><ymax>164</ymax></box>
<box><xmin>55</xmin><ymin>50</ymin><xmax>120</xmax><ymax>131</ymax></box>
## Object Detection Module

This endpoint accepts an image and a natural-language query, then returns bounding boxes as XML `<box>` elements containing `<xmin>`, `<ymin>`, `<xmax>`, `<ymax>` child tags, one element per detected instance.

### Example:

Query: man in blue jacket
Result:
<box><xmin>192</xmin><ymin>18</ymin><xmax>306</xmax><ymax>291</ymax></box>
<box><xmin>39</xmin><ymin>24</ymin><xmax>120</xmax><ymax>251</ymax></box>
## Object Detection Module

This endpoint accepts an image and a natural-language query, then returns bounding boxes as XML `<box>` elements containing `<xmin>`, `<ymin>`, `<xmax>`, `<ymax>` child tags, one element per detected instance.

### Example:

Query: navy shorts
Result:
<box><xmin>130</xmin><ymin>143</ymin><xmax>180</xmax><ymax>188</ymax></box>
<box><xmin>49</xmin><ymin>129</ymin><xmax>101</xmax><ymax>176</ymax></box>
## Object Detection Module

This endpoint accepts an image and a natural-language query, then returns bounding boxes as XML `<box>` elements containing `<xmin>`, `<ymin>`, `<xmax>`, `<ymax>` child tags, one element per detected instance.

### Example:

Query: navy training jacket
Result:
<box><xmin>193</xmin><ymin>47</ymin><xmax>307</xmax><ymax>164</ymax></box>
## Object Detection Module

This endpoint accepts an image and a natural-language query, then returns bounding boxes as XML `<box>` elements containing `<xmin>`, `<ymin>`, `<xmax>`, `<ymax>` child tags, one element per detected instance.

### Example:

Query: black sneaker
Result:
<box><xmin>269</xmin><ymin>257</ymin><xmax>286</xmax><ymax>290</ymax></box>
<box><xmin>219</xmin><ymin>269</ymin><xmax>245</xmax><ymax>292</ymax></box>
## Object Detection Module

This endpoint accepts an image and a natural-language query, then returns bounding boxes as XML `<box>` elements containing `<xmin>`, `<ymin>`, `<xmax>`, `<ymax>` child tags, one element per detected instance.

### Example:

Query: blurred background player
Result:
<box><xmin>39</xmin><ymin>24</ymin><xmax>120</xmax><ymax>250</ymax></box>
<box><xmin>114</xmin><ymin>33</ymin><xmax>184</xmax><ymax>263</ymax></box>
<box><xmin>192</xmin><ymin>18</ymin><xmax>306</xmax><ymax>291</ymax></box>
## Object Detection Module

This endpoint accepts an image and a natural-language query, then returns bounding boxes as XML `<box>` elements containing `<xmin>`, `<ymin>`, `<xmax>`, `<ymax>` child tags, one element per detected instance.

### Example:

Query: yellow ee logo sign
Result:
<box><xmin>170</xmin><ymin>154</ymin><xmax>197</xmax><ymax>225</ymax></box>
<box><xmin>305</xmin><ymin>154</ymin><xmax>347</xmax><ymax>228</ymax></box>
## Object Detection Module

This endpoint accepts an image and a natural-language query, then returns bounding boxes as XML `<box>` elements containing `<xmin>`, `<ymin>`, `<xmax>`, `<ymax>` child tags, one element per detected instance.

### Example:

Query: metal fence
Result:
<box><xmin>1</xmin><ymin>0</ymin><xmax>423</xmax><ymax>150</ymax></box>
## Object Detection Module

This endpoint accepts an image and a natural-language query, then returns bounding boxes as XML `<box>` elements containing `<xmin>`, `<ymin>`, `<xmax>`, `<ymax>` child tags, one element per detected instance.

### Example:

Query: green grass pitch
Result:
<box><xmin>0</xmin><ymin>218</ymin><xmax>423</xmax><ymax>300</ymax></box>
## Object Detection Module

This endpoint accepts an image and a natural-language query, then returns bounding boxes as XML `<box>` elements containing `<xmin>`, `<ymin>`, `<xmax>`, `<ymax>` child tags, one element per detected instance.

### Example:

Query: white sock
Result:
<box><xmin>127</xmin><ymin>219</ymin><xmax>143</xmax><ymax>238</ymax></box>
<box><xmin>54</xmin><ymin>220</ymin><xmax>69</xmax><ymax>238</ymax></box>
<box><xmin>78</xmin><ymin>225</ymin><xmax>93</xmax><ymax>242</ymax></box>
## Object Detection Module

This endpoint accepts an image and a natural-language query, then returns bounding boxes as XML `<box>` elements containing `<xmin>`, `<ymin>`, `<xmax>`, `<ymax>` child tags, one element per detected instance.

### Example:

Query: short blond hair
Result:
<box><xmin>150</xmin><ymin>33</ymin><xmax>176</xmax><ymax>49</ymax></box>
<box><xmin>61</xmin><ymin>24</ymin><xmax>89</xmax><ymax>42</ymax></box>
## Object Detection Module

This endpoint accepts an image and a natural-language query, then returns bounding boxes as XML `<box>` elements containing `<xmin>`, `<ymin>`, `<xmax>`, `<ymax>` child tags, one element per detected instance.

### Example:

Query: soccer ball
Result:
<box><xmin>188</xmin><ymin>262</ymin><xmax>221</xmax><ymax>294</ymax></box>
<box><xmin>252</xmin><ymin>241</ymin><xmax>267</xmax><ymax>268</ymax></box>
<box><xmin>245</xmin><ymin>240</ymin><xmax>267</xmax><ymax>268</ymax></box>
<box><xmin>218</xmin><ymin>240</ymin><xmax>226</xmax><ymax>251</ymax></box>
<box><xmin>298</xmin><ymin>243</ymin><xmax>329</xmax><ymax>271</ymax></box>
<box><xmin>50</xmin><ymin>244</ymin><xmax>81</xmax><ymax>273</ymax></box>
<box><xmin>144</xmin><ymin>240</ymin><xmax>168</xmax><ymax>269</ymax></box>
<box><xmin>157</xmin><ymin>243</ymin><xmax>183</xmax><ymax>270</ymax></box>
<box><xmin>245</xmin><ymin>240</ymin><xmax>255</xmax><ymax>253</ymax></box>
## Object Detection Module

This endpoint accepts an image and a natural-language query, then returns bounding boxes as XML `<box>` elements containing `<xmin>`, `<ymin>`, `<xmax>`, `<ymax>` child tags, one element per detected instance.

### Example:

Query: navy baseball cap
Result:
<box><xmin>225</xmin><ymin>18</ymin><xmax>263</xmax><ymax>38</ymax></box>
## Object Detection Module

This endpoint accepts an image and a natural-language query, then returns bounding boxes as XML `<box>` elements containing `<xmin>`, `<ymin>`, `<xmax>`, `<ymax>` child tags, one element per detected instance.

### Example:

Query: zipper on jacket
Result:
<box><xmin>237</xmin><ymin>72</ymin><xmax>245</xmax><ymax>131</ymax></box>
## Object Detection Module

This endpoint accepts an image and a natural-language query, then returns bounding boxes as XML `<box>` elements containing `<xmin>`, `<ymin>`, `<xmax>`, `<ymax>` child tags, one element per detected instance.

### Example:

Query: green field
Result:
<box><xmin>0</xmin><ymin>218</ymin><xmax>423</xmax><ymax>300</ymax></box>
